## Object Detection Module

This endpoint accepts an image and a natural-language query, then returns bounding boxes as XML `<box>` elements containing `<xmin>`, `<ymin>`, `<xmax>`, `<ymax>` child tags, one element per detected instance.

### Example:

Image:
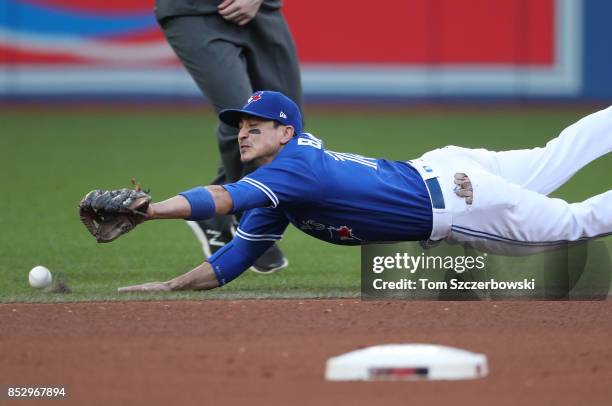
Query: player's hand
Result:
<box><xmin>217</xmin><ymin>0</ymin><xmax>263</xmax><ymax>26</ymax></box>
<box><xmin>453</xmin><ymin>172</ymin><xmax>473</xmax><ymax>205</ymax></box>
<box><xmin>117</xmin><ymin>282</ymin><xmax>171</xmax><ymax>293</ymax></box>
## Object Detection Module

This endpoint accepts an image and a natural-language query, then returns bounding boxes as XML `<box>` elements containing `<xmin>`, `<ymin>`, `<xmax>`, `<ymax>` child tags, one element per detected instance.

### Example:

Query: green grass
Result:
<box><xmin>1</xmin><ymin>105</ymin><xmax>609</xmax><ymax>302</ymax></box>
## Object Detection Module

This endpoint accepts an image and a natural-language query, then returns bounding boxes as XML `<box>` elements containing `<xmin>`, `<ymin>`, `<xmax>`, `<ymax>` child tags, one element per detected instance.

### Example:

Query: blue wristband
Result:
<box><xmin>179</xmin><ymin>187</ymin><xmax>216</xmax><ymax>221</ymax></box>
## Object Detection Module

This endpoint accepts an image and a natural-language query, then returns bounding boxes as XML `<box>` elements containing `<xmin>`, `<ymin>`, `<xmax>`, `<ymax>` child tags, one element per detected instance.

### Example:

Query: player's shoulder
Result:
<box><xmin>282</xmin><ymin>132</ymin><xmax>326</xmax><ymax>155</ymax></box>
<box><xmin>296</xmin><ymin>132</ymin><xmax>326</xmax><ymax>148</ymax></box>
<box><xmin>266</xmin><ymin>132</ymin><xmax>325</xmax><ymax>167</ymax></box>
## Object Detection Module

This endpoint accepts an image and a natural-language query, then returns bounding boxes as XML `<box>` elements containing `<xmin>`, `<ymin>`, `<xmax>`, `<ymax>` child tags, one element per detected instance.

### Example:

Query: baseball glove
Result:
<box><xmin>78</xmin><ymin>180</ymin><xmax>151</xmax><ymax>243</ymax></box>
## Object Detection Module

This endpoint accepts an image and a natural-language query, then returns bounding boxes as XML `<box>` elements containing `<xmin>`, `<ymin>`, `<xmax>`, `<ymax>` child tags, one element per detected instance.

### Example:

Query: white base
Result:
<box><xmin>325</xmin><ymin>344</ymin><xmax>488</xmax><ymax>381</ymax></box>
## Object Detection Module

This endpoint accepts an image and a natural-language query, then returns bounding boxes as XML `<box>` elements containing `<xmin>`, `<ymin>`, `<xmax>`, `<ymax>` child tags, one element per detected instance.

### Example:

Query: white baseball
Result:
<box><xmin>29</xmin><ymin>265</ymin><xmax>52</xmax><ymax>289</ymax></box>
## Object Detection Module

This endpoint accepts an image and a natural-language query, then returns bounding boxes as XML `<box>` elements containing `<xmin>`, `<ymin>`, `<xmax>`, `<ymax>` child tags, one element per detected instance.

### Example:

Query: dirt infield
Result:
<box><xmin>1</xmin><ymin>300</ymin><xmax>611</xmax><ymax>405</ymax></box>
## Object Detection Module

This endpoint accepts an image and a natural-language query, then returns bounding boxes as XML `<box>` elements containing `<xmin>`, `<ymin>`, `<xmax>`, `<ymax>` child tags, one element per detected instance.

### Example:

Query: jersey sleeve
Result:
<box><xmin>223</xmin><ymin>156</ymin><xmax>321</xmax><ymax>213</ymax></box>
<box><xmin>207</xmin><ymin>208</ymin><xmax>289</xmax><ymax>286</ymax></box>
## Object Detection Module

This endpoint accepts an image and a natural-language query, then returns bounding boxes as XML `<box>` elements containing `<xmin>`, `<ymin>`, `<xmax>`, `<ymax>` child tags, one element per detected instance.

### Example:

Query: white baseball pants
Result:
<box><xmin>420</xmin><ymin>106</ymin><xmax>612</xmax><ymax>245</ymax></box>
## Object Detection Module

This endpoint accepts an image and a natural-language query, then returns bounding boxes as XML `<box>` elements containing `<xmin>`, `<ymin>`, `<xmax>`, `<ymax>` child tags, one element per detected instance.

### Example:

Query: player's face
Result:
<box><xmin>238</xmin><ymin>117</ymin><xmax>293</xmax><ymax>165</ymax></box>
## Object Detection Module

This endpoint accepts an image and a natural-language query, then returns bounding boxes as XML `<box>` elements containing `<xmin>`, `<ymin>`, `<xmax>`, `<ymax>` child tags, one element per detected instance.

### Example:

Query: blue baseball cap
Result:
<box><xmin>219</xmin><ymin>91</ymin><xmax>303</xmax><ymax>135</ymax></box>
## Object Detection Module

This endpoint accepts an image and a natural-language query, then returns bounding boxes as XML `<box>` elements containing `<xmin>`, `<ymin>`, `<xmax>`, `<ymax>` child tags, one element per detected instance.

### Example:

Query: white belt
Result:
<box><xmin>408</xmin><ymin>159</ymin><xmax>453</xmax><ymax>241</ymax></box>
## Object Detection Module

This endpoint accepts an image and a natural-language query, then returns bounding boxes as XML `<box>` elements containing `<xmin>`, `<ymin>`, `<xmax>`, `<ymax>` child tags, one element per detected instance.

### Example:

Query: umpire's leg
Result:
<box><xmin>159</xmin><ymin>14</ymin><xmax>253</xmax><ymax>184</ymax></box>
<box><xmin>246</xmin><ymin>8</ymin><xmax>303</xmax><ymax>122</ymax></box>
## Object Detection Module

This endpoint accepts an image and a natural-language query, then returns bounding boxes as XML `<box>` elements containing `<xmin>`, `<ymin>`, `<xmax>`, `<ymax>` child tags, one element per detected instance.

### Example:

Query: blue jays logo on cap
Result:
<box><xmin>247</xmin><ymin>92</ymin><xmax>263</xmax><ymax>104</ymax></box>
<box><xmin>219</xmin><ymin>91</ymin><xmax>303</xmax><ymax>135</ymax></box>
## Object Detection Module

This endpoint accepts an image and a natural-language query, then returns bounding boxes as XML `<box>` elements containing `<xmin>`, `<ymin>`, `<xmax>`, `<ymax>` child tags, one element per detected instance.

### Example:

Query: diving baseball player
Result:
<box><xmin>77</xmin><ymin>91</ymin><xmax>612</xmax><ymax>292</ymax></box>
<box><xmin>156</xmin><ymin>0</ymin><xmax>303</xmax><ymax>273</ymax></box>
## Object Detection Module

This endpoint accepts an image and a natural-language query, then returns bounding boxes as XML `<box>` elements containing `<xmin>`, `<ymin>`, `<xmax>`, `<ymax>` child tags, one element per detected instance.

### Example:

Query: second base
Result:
<box><xmin>325</xmin><ymin>343</ymin><xmax>488</xmax><ymax>381</ymax></box>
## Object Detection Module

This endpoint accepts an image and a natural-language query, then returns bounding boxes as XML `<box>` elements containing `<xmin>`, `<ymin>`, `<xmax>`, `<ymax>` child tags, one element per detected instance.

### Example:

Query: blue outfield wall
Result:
<box><xmin>582</xmin><ymin>1</ymin><xmax>612</xmax><ymax>101</ymax></box>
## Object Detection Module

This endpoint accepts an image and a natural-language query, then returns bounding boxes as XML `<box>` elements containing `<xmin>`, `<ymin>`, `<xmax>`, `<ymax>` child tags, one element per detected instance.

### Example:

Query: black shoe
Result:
<box><xmin>250</xmin><ymin>243</ymin><xmax>289</xmax><ymax>274</ymax></box>
<box><xmin>186</xmin><ymin>215</ymin><xmax>235</xmax><ymax>258</ymax></box>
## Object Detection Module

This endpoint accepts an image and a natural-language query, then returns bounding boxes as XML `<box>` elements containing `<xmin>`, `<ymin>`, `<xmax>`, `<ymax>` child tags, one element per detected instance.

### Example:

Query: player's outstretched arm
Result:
<box><xmin>117</xmin><ymin>261</ymin><xmax>219</xmax><ymax>292</ymax></box>
<box><xmin>86</xmin><ymin>184</ymin><xmax>276</xmax><ymax>291</ymax></box>
<box><xmin>146</xmin><ymin>185</ymin><xmax>233</xmax><ymax>219</ymax></box>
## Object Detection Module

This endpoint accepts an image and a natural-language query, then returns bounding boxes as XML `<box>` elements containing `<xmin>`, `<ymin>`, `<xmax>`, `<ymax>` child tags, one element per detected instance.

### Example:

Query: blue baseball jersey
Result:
<box><xmin>207</xmin><ymin>133</ymin><xmax>433</xmax><ymax>285</ymax></box>
<box><xmin>226</xmin><ymin>132</ymin><xmax>433</xmax><ymax>244</ymax></box>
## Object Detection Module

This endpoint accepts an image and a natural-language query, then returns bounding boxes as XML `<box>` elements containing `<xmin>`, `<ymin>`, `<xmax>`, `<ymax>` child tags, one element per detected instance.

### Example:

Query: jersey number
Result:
<box><xmin>297</xmin><ymin>133</ymin><xmax>323</xmax><ymax>149</ymax></box>
<box><xmin>298</xmin><ymin>133</ymin><xmax>377</xmax><ymax>169</ymax></box>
